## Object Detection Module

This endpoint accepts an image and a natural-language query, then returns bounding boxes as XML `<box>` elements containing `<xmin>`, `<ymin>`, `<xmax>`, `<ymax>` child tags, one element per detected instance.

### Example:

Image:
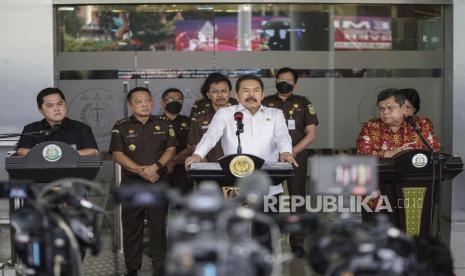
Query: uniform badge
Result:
<box><xmin>181</xmin><ymin>122</ymin><xmax>187</xmax><ymax>127</ymax></box>
<box><xmin>169</xmin><ymin>128</ymin><xmax>175</xmax><ymax>137</ymax></box>
<box><xmin>127</xmin><ymin>129</ymin><xmax>137</xmax><ymax>138</ymax></box>
<box><xmin>308</xmin><ymin>104</ymin><xmax>316</xmax><ymax>115</ymax></box>
<box><xmin>155</xmin><ymin>125</ymin><xmax>161</xmax><ymax>131</ymax></box>
<box><xmin>293</xmin><ymin>104</ymin><xmax>299</xmax><ymax>109</ymax></box>
<box><xmin>203</xmin><ymin>120</ymin><xmax>209</xmax><ymax>125</ymax></box>
<box><xmin>289</xmin><ymin>110</ymin><xmax>294</xmax><ymax>116</ymax></box>
<box><xmin>269</xmin><ymin>102</ymin><xmax>274</xmax><ymax>107</ymax></box>
<box><xmin>206</xmin><ymin>103</ymin><xmax>210</xmax><ymax>107</ymax></box>
<box><xmin>128</xmin><ymin>144</ymin><xmax>136</xmax><ymax>151</ymax></box>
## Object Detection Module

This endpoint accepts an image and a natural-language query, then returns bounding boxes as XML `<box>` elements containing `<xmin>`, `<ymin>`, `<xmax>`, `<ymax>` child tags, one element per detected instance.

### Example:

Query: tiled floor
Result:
<box><xmin>0</xmin><ymin>226</ymin><xmax>315</xmax><ymax>276</ymax></box>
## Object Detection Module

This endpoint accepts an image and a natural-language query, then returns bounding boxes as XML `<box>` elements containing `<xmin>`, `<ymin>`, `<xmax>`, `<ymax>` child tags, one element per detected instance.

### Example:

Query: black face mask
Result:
<box><xmin>165</xmin><ymin>101</ymin><xmax>183</xmax><ymax>114</ymax></box>
<box><xmin>276</xmin><ymin>81</ymin><xmax>294</xmax><ymax>94</ymax></box>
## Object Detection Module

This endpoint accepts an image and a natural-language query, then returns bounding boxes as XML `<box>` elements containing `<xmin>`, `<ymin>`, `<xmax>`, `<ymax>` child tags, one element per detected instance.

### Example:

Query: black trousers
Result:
<box><xmin>121</xmin><ymin>177</ymin><xmax>168</xmax><ymax>275</ymax></box>
<box><xmin>169</xmin><ymin>164</ymin><xmax>194</xmax><ymax>195</ymax></box>
<box><xmin>287</xmin><ymin>151</ymin><xmax>309</xmax><ymax>248</ymax></box>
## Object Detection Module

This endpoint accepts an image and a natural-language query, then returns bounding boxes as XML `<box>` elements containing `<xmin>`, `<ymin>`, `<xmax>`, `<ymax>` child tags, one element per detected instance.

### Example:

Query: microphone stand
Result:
<box><xmin>236</xmin><ymin>121</ymin><xmax>244</xmax><ymax>154</ymax></box>
<box><xmin>0</xmin><ymin>130</ymin><xmax>50</xmax><ymax>139</ymax></box>
<box><xmin>406</xmin><ymin>117</ymin><xmax>444</xmax><ymax>238</ymax></box>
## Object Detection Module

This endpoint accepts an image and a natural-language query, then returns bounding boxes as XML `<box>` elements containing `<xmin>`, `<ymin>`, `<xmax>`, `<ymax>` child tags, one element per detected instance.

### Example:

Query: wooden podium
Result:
<box><xmin>378</xmin><ymin>149</ymin><xmax>463</xmax><ymax>237</ymax></box>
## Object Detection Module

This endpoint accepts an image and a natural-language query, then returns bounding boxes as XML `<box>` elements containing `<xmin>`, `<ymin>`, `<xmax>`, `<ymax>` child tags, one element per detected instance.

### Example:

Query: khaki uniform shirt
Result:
<box><xmin>262</xmin><ymin>94</ymin><xmax>318</xmax><ymax>146</ymax></box>
<box><xmin>109</xmin><ymin>115</ymin><xmax>176</xmax><ymax>179</ymax></box>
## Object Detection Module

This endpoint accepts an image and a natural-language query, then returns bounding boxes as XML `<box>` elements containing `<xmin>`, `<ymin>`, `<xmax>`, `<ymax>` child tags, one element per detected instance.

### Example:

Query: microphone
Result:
<box><xmin>0</xmin><ymin>124</ymin><xmax>61</xmax><ymax>139</ymax></box>
<box><xmin>405</xmin><ymin>116</ymin><xmax>433</xmax><ymax>151</ymax></box>
<box><xmin>43</xmin><ymin>124</ymin><xmax>61</xmax><ymax>136</ymax></box>
<box><xmin>234</xmin><ymin>111</ymin><xmax>244</xmax><ymax>133</ymax></box>
<box><xmin>234</xmin><ymin>111</ymin><xmax>244</xmax><ymax>154</ymax></box>
<box><xmin>405</xmin><ymin>116</ymin><xmax>418</xmax><ymax>131</ymax></box>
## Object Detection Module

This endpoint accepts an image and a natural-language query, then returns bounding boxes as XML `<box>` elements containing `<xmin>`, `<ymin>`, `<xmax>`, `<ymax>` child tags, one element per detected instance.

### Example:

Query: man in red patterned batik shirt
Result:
<box><xmin>356</xmin><ymin>88</ymin><xmax>440</xmax><ymax>157</ymax></box>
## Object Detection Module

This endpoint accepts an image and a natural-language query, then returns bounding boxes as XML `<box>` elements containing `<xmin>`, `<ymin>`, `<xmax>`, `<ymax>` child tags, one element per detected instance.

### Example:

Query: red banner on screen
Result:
<box><xmin>334</xmin><ymin>16</ymin><xmax>392</xmax><ymax>50</ymax></box>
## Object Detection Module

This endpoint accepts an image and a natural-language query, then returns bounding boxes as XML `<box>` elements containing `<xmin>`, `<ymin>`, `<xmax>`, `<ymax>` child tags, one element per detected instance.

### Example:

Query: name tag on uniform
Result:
<box><xmin>201</xmin><ymin>125</ymin><xmax>209</xmax><ymax>130</ymax></box>
<box><xmin>287</xmin><ymin>119</ymin><xmax>296</xmax><ymax>130</ymax></box>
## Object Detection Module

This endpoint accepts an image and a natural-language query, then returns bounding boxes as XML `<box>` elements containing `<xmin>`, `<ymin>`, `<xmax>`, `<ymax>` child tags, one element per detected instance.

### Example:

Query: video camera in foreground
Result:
<box><xmin>306</xmin><ymin>155</ymin><xmax>453</xmax><ymax>276</ymax></box>
<box><xmin>114</xmin><ymin>171</ymin><xmax>286</xmax><ymax>276</ymax></box>
<box><xmin>0</xmin><ymin>178</ymin><xmax>106</xmax><ymax>276</ymax></box>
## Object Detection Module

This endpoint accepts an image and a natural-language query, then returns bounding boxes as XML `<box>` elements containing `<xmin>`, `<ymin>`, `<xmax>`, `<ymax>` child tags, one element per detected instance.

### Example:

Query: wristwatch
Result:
<box><xmin>155</xmin><ymin>160</ymin><xmax>168</xmax><ymax>175</ymax></box>
<box><xmin>155</xmin><ymin>160</ymin><xmax>164</xmax><ymax>170</ymax></box>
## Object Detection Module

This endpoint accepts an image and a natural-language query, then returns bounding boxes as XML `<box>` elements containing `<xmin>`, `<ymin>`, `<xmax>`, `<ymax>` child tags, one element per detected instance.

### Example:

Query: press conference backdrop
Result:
<box><xmin>55</xmin><ymin>4</ymin><xmax>446</xmax><ymax>151</ymax></box>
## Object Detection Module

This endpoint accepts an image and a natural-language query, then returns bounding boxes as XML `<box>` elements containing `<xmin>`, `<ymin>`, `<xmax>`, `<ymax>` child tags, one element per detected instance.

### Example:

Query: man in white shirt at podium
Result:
<box><xmin>185</xmin><ymin>74</ymin><xmax>298</xmax><ymax>193</ymax></box>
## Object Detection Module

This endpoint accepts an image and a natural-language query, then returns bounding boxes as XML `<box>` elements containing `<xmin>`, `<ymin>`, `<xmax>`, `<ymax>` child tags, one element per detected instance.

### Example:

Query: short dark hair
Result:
<box><xmin>377</xmin><ymin>88</ymin><xmax>405</xmax><ymax>106</ymax></box>
<box><xmin>37</xmin><ymin>87</ymin><xmax>66</xmax><ymax>109</ymax></box>
<box><xmin>236</xmin><ymin>74</ymin><xmax>264</xmax><ymax>92</ymax></box>
<box><xmin>127</xmin><ymin>87</ymin><xmax>151</xmax><ymax>102</ymax></box>
<box><xmin>399</xmin><ymin>88</ymin><xmax>420</xmax><ymax>114</ymax></box>
<box><xmin>162</xmin><ymin>88</ymin><xmax>184</xmax><ymax>101</ymax></box>
<box><xmin>200</xmin><ymin>72</ymin><xmax>232</xmax><ymax>97</ymax></box>
<box><xmin>276</xmin><ymin>67</ymin><xmax>299</xmax><ymax>83</ymax></box>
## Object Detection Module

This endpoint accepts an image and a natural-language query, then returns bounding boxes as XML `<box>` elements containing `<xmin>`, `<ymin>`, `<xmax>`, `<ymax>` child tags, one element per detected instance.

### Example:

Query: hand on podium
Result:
<box><xmin>185</xmin><ymin>154</ymin><xmax>202</xmax><ymax>170</ymax></box>
<box><xmin>280</xmin><ymin>152</ymin><xmax>299</xmax><ymax>167</ymax></box>
<box><xmin>383</xmin><ymin>143</ymin><xmax>414</xmax><ymax>158</ymax></box>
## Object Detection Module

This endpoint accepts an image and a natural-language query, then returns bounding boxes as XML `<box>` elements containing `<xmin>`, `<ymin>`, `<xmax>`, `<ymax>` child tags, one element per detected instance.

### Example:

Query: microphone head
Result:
<box><xmin>405</xmin><ymin>116</ymin><xmax>417</xmax><ymax>128</ymax></box>
<box><xmin>234</xmin><ymin>111</ymin><xmax>244</xmax><ymax>121</ymax></box>
<box><xmin>237</xmin><ymin>171</ymin><xmax>272</xmax><ymax>208</ymax></box>
<box><xmin>44</xmin><ymin>124</ymin><xmax>61</xmax><ymax>136</ymax></box>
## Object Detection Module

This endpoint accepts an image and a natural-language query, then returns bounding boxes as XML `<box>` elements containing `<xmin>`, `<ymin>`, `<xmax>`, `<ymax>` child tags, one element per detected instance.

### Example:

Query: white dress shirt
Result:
<box><xmin>194</xmin><ymin>104</ymin><xmax>293</xmax><ymax>162</ymax></box>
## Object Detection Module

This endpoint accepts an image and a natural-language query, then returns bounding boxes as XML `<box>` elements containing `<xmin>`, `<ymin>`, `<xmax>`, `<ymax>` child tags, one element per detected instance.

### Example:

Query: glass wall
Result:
<box><xmin>55</xmin><ymin>3</ymin><xmax>445</xmax><ymax>151</ymax></box>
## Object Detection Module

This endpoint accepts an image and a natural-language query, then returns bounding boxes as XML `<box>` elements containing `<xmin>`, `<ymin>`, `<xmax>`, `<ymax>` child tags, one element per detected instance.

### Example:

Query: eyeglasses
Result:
<box><xmin>405</xmin><ymin>105</ymin><xmax>416</xmax><ymax>111</ymax></box>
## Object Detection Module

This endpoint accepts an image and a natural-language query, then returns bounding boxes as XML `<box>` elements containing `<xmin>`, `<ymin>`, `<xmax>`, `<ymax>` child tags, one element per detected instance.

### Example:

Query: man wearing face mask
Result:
<box><xmin>158</xmin><ymin>88</ymin><xmax>194</xmax><ymax>194</ymax></box>
<box><xmin>262</xmin><ymin>67</ymin><xmax>318</xmax><ymax>258</ymax></box>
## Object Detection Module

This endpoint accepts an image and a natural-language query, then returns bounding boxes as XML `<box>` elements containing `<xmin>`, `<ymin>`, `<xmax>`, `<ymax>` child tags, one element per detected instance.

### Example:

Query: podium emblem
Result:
<box><xmin>42</xmin><ymin>144</ymin><xmax>63</xmax><ymax>162</ymax></box>
<box><xmin>412</xmin><ymin>153</ymin><xmax>428</xmax><ymax>168</ymax></box>
<box><xmin>229</xmin><ymin>155</ymin><xmax>255</xmax><ymax>177</ymax></box>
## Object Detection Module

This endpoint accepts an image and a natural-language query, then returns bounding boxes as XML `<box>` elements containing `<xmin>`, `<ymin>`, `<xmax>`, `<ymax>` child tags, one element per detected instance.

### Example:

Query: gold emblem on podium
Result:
<box><xmin>229</xmin><ymin>155</ymin><xmax>255</xmax><ymax>177</ymax></box>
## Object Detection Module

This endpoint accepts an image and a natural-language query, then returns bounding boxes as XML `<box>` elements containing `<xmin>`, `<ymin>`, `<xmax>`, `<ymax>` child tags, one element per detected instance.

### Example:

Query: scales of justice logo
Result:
<box><xmin>69</xmin><ymin>88</ymin><xmax>125</xmax><ymax>143</ymax></box>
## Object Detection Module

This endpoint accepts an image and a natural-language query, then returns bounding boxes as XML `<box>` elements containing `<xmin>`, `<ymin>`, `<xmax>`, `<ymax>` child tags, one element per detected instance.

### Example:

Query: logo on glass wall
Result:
<box><xmin>69</xmin><ymin>88</ymin><xmax>125</xmax><ymax>144</ymax></box>
<box><xmin>412</xmin><ymin>153</ymin><xmax>428</xmax><ymax>168</ymax></box>
<box><xmin>42</xmin><ymin>144</ymin><xmax>62</xmax><ymax>162</ymax></box>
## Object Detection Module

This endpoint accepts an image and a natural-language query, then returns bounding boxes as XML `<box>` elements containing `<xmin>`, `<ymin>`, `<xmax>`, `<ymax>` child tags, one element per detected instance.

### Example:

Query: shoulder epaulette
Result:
<box><xmin>155</xmin><ymin>114</ymin><xmax>169</xmax><ymax>121</ymax></box>
<box><xmin>115</xmin><ymin>118</ymin><xmax>129</xmax><ymax>126</ymax></box>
